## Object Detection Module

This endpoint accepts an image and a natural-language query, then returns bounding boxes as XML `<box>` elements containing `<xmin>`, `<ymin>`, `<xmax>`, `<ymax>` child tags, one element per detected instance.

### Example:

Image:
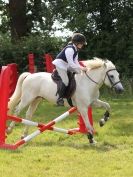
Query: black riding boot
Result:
<box><xmin>57</xmin><ymin>83</ymin><xmax>67</xmax><ymax>106</ymax></box>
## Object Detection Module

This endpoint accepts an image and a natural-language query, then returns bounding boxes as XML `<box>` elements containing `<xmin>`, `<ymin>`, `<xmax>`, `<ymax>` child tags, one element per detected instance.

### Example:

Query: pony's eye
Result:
<box><xmin>109</xmin><ymin>75</ymin><xmax>114</xmax><ymax>79</ymax></box>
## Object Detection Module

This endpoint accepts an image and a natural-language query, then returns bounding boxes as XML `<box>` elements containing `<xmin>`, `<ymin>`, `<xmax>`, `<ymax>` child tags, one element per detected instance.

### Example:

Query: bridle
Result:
<box><xmin>85</xmin><ymin>68</ymin><xmax>121</xmax><ymax>89</ymax></box>
<box><xmin>103</xmin><ymin>69</ymin><xmax>121</xmax><ymax>89</ymax></box>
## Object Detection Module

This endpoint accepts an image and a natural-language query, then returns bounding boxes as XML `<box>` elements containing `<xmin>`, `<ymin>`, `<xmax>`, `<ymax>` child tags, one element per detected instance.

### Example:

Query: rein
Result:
<box><xmin>85</xmin><ymin>72</ymin><xmax>99</xmax><ymax>85</ymax></box>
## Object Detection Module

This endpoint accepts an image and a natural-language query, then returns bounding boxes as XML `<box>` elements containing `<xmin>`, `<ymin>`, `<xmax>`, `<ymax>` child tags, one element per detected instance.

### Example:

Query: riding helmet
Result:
<box><xmin>71</xmin><ymin>33</ymin><xmax>87</xmax><ymax>45</ymax></box>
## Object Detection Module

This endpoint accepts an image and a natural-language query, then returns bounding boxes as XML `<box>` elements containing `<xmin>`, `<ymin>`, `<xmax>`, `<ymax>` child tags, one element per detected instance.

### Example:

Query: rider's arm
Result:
<box><xmin>74</xmin><ymin>56</ymin><xmax>87</xmax><ymax>71</ymax></box>
<box><xmin>65</xmin><ymin>48</ymin><xmax>81</xmax><ymax>73</ymax></box>
<box><xmin>66</xmin><ymin>48</ymin><xmax>87</xmax><ymax>72</ymax></box>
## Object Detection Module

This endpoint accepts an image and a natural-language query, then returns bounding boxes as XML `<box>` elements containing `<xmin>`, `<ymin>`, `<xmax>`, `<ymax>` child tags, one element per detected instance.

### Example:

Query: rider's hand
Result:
<box><xmin>81</xmin><ymin>66</ymin><xmax>87</xmax><ymax>72</ymax></box>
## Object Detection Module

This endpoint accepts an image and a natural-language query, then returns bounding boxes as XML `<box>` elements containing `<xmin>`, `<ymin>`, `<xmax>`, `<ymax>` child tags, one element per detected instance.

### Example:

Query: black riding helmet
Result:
<box><xmin>71</xmin><ymin>33</ymin><xmax>87</xmax><ymax>45</ymax></box>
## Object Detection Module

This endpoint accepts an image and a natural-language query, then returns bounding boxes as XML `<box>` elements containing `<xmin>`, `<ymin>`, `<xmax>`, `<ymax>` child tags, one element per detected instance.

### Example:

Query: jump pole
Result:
<box><xmin>6</xmin><ymin>105</ymin><xmax>93</xmax><ymax>149</ymax></box>
<box><xmin>11</xmin><ymin>107</ymin><xmax>77</xmax><ymax>149</ymax></box>
<box><xmin>8</xmin><ymin>106</ymin><xmax>94</xmax><ymax>149</ymax></box>
<box><xmin>7</xmin><ymin>114</ymin><xmax>76</xmax><ymax>135</ymax></box>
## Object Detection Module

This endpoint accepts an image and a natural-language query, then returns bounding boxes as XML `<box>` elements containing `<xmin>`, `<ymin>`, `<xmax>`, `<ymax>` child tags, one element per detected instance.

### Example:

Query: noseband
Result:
<box><xmin>85</xmin><ymin>68</ymin><xmax>121</xmax><ymax>89</ymax></box>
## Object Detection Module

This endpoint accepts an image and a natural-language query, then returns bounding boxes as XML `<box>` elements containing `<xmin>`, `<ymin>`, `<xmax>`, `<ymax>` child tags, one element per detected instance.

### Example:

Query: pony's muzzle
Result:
<box><xmin>114</xmin><ymin>83</ymin><xmax>124</xmax><ymax>94</ymax></box>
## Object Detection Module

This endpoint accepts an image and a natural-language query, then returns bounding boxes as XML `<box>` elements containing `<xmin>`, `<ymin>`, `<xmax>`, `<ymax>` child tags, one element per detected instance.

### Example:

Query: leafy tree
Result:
<box><xmin>0</xmin><ymin>0</ymin><xmax>56</xmax><ymax>40</ymax></box>
<box><xmin>47</xmin><ymin>0</ymin><xmax>133</xmax><ymax>64</ymax></box>
<box><xmin>8</xmin><ymin>0</ymin><xmax>28</xmax><ymax>41</ymax></box>
<box><xmin>0</xmin><ymin>0</ymin><xmax>133</xmax><ymax>76</ymax></box>
<box><xmin>0</xmin><ymin>32</ymin><xmax>63</xmax><ymax>72</ymax></box>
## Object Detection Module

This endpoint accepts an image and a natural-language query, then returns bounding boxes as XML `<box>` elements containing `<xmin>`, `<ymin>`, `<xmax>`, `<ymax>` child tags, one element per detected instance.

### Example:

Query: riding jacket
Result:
<box><xmin>52</xmin><ymin>43</ymin><xmax>81</xmax><ymax>73</ymax></box>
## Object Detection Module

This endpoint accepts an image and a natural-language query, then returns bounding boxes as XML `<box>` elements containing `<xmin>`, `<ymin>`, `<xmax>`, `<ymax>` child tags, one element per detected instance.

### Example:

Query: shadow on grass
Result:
<box><xmin>29</xmin><ymin>137</ymin><xmax>118</xmax><ymax>153</ymax></box>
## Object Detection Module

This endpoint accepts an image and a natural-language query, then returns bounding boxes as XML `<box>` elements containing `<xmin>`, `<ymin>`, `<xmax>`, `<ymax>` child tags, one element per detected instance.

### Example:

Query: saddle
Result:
<box><xmin>51</xmin><ymin>69</ymin><xmax>76</xmax><ymax>103</ymax></box>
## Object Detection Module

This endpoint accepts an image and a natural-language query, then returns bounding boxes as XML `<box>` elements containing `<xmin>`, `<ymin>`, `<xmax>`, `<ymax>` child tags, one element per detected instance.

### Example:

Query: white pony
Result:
<box><xmin>7</xmin><ymin>58</ymin><xmax>124</xmax><ymax>144</ymax></box>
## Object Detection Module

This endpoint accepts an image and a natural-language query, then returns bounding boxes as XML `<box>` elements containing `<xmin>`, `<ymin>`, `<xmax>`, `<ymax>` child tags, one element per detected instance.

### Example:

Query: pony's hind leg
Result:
<box><xmin>21</xmin><ymin>97</ymin><xmax>42</xmax><ymax>138</ymax></box>
<box><xmin>7</xmin><ymin>96</ymin><xmax>35</xmax><ymax>134</ymax></box>
<box><xmin>92</xmin><ymin>99</ymin><xmax>111</xmax><ymax>127</ymax></box>
<box><xmin>6</xmin><ymin>121</ymin><xmax>16</xmax><ymax>134</ymax></box>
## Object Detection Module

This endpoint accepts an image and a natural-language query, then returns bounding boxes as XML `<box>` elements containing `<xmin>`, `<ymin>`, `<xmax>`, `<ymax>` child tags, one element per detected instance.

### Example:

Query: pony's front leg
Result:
<box><xmin>77</xmin><ymin>105</ymin><xmax>96</xmax><ymax>144</ymax></box>
<box><xmin>92</xmin><ymin>99</ymin><xmax>111</xmax><ymax>127</ymax></box>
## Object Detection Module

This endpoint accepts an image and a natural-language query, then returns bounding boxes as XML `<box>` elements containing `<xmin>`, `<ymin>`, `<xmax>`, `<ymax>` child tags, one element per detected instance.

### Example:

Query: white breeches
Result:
<box><xmin>56</xmin><ymin>67</ymin><xmax>69</xmax><ymax>86</ymax></box>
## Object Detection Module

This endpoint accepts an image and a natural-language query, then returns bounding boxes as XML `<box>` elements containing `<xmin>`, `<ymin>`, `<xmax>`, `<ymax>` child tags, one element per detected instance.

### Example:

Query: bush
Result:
<box><xmin>0</xmin><ymin>33</ymin><xmax>63</xmax><ymax>72</ymax></box>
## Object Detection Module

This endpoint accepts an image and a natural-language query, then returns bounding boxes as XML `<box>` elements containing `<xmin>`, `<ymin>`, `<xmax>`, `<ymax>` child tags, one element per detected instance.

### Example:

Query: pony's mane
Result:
<box><xmin>83</xmin><ymin>57</ymin><xmax>105</xmax><ymax>69</ymax></box>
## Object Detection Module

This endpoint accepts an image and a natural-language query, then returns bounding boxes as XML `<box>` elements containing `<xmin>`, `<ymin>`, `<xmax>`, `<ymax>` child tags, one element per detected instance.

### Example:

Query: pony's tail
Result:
<box><xmin>8</xmin><ymin>72</ymin><xmax>31</xmax><ymax>113</ymax></box>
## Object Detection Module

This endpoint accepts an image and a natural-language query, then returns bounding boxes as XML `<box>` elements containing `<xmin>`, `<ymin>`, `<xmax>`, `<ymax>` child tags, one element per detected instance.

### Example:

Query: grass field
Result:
<box><xmin>0</xmin><ymin>98</ymin><xmax>133</xmax><ymax>177</ymax></box>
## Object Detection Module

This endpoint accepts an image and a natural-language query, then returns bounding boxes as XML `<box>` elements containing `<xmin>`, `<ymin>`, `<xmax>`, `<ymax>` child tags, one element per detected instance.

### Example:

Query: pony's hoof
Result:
<box><xmin>21</xmin><ymin>134</ymin><xmax>27</xmax><ymax>139</ymax></box>
<box><xmin>99</xmin><ymin>118</ymin><xmax>105</xmax><ymax>127</ymax></box>
<box><xmin>56</xmin><ymin>98</ymin><xmax>64</xmax><ymax>106</ymax></box>
<box><xmin>6</xmin><ymin>127</ymin><xmax>12</xmax><ymax>134</ymax></box>
<box><xmin>89</xmin><ymin>138</ymin><xmax>97</xmax><ymax>145</ymax></box>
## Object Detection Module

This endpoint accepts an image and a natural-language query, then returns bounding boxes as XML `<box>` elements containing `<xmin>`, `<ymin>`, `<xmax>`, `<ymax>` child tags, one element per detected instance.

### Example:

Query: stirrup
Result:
<box><xmin>57</xmin><ymin>98</ymin><xmax>64</xmax><ymax>106</ymax></box>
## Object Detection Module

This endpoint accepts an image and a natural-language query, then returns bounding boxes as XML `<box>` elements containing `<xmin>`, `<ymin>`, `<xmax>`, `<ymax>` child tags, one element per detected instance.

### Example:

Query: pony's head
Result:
<box><xmin>83</xmin><ymin>58</ymin><xmax>124</xmax><ymax>93</ymax></box>
<box><xmin>103</xmin><ymin>59</ymin><xmax>124</xmax><ymax>93</ymax></box>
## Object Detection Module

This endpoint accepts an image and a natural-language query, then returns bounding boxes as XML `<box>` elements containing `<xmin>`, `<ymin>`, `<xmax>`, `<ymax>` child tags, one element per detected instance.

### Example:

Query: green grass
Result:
<box><xmin>0</xmin><ymin>98</ymin><xmax>133</xmax><ymax>177</ymax></box>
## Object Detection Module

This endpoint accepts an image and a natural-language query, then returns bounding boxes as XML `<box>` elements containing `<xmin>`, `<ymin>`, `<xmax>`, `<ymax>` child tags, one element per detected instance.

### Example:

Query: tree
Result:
<box><xmin>47</xmin><ymin>0</ymin><xmax>133</xmax><ymax>63</ymax></box>
<box><xmin>8</xmin><ymin>0</ymin><xmax>28</xmax><ymax>41</ymax></box>
<box><xmin>0</xmin><ymin>0</ymin><xmax>133</xmax><ymax>68</ymax></box>
<box><xmin>0</xmin><ymin>0</ymin><xmax>56</xmax><ymax>40</ymax></box>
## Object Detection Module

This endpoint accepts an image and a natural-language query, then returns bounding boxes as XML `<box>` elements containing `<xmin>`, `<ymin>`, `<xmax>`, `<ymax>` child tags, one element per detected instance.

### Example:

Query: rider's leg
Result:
<box><xmin>56</xmin><ymin>67</ymin><xmax>69</xmax><ymax>106</ymax></box>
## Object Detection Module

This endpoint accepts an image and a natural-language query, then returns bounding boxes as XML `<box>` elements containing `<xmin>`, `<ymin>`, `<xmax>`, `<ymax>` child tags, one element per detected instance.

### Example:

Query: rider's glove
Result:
<box><xmin>81</xmin><ymin>67</ymin><xmax>87</xmax><ymax>72</ymax></box>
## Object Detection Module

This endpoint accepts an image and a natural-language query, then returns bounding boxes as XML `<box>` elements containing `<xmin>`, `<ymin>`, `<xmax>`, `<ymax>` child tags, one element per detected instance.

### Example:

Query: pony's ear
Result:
<box><xmin>104</xmin><ymin>62</ymin><xmax>107</xmax><ymax>68</ymax></box>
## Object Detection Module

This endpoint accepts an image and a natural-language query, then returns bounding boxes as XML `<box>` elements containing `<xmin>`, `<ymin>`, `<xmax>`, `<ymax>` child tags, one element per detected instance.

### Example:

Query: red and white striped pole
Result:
<box><xmin>7</xmin><ymin>115</ymin><xmax>75</xmax><ymax>135</ymax></box>
<box><xmin>13</xmin><ymin>107</ymin><xmax>77</xmax><ymax>148</ymax></box>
